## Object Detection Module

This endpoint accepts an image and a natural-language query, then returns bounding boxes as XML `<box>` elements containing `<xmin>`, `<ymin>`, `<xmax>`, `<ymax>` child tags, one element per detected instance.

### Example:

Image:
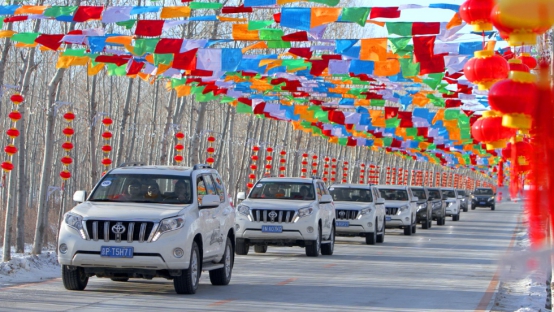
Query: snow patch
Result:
<box><xmin>0</xmin><ymin>246</ymin><xmax>60</xmax><ymax>284</ymax></box>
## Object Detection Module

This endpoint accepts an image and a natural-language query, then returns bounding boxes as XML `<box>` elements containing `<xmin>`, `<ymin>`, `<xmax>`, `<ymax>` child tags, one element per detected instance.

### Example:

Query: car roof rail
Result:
<box><xmin>193</xmin><ymin>164</ymin><xmax>213</xmax><ymax>170</ymax></box>
<box><xmin>118</xmin><ymin>162</ymin><xmax>147</xmax><ymax>167</ymax></box>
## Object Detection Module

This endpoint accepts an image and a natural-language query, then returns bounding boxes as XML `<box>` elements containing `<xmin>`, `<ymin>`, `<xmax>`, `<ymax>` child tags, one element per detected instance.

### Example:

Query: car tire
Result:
<box><xmin>321</xmin><ymin>225</ymin><xmax>335</xmax><ymax>255</ymax></box>
<box><xmin>463</xmin><ymin>207</ymin><xmax>468</xmax><ymax>212</ymax></box>
<box><xmin>471</xmin><ymin>205</ymin><xmax>476</xmax><ymax>210</ymax></box>
<box><xmin>377</xmin><ymin>220</ymin><xmax>385</xmax><ymax>243</ymax></box>
<box><xmin>491</xmin><ymin>205</ymin><xmax>495</xmax><ymax>211</ymax></box>
<box><xmin>403</xmin><ymin>216</ymin><xmax>413</xmax><ymax>236</ymax></box>
<box><xmin>62</xmin><ymin>265</ymin><xmax>88</xmax><ymax>291</ymax></box>
<box><xmin>365</xmin><ymin>222</ymin><xmax>377</xmax><ymax>245</ymax></box>
<box><xmin>412</xmin><ymin>216</ymin><xmax>417</xmax><ymax>234</ymax></box>
<box><xmin>110</xmin><ymin>277</ymin><xmax>129</xmax><ymax>282</ymax></box>
<box><xmin>235</xmin><ymin>239</ymin><xmax>249</xmax><ymax>255</ymax></box>
<box><xmin>422</xmin><ymin>217</ymin><xmax>429</xmax><ymax>229</ymax></box>
<box><xmin>305</xmin><ymin>225</ymin><xmax>321</xmax><ymax>257</ymax></box>
<box><xmin>453</xmin><ymin>214</ymin><xmax>460</xmax><ymax>221</ymax></box>
<box><xmin>174</xmin><ymin>241</ymin><xmax>200</xmax><ymax>294</ymax></box>
<box><xmin>254</xmin><ymin>245</ymin><xmax>268</xmax><ymax>253</ymax></box>
<box><xmin>438</xmin><ymin>217</ymin><xmax>445</xmax><ymax>226</ymax></box>
<box><xmin>210</xmin><ymin>237</ymin><xmax>233</xmax><ymax>286</ymax></box>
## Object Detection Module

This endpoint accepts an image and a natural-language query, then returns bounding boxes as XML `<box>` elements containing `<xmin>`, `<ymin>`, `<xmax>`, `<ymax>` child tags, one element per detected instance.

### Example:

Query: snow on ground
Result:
<box><xmin>0</xmin><ymin>227</ymin><xmax>549</xmax><ymax>311</ymax></box>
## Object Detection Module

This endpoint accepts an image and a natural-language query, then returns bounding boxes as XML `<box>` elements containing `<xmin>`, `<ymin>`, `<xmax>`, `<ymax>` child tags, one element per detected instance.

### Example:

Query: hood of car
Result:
<box><xmin>71</xmin><ymin>202</ymin><xmax>185</xmax><ymax>220</ymax></box>
<box><xmin>473</xmin><ymin>195</ymin><xmax>494</xmax><ymax>199</ymax></box>
<box><xmin>334</xmin><ymin>201</ymin><xmax>372</xmax><ymax>210</ymax></box>
<box><xmin>383</xmin><ymin>200</ymin><xmax>409</xmax><ymax>208</ymax></box>
<box><xmin>241</xmin><ymin>199</ymin><xmax>315</xmax><ymax>210</ymax></box>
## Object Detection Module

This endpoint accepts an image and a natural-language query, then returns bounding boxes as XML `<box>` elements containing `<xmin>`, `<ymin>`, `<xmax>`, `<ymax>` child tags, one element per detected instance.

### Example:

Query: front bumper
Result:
<box><xmin>445</xmin><ymin>203</ymin><xmax>459</xmax><ymax>216</ymax></box>
<box><xmin>235</xmin><ymin>213</ymin><xmax>319</xmax><ymax>243</ymax></box>
<box><xmin>416</xmin><ymin>208</ymin><xmax>429</xmax><ymax>221</ymax></box>
<box><xmin>385</xmin><ymin>212</ymin><xmax>411</xmax><ymax>228</ymax></box>
<box><xmin>335</xmin><ymin>213</ymin><xmax>374</xmax><ymax>235</ymax></box>
<box><xmin>57</xmin><ymin>223</ymin><xmax>192</xmax><ymax>270</ymax></box>
<box><xmin>472</xmin><ymin>200</ymin><xmax>495</xmax><ymax>207</ymax></box>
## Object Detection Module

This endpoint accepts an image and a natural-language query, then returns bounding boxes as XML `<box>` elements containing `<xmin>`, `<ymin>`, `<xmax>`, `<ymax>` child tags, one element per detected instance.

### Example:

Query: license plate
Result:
<box><xmin>100</xmin><ymin>246</ymin><xmax>134</xmax><ymax>258</ymax></box>
<box><xmin>336</xmin><ymin>221</ymin><xmax>350</xmax><ymax>227</ymax></box>
<box><xmin>480</xmin><ymin>202</ymin><xmax>485</xmax><ymax>205</ymax></box>
<box><xmin>386</xmin><ymin>216</ymin><xmax>391</xmax><ymax>221</ymax></box>
<box><xmin>261</xmin><ymin>225</ymin><xmax>282</xmax><ymax>233</ymax></box>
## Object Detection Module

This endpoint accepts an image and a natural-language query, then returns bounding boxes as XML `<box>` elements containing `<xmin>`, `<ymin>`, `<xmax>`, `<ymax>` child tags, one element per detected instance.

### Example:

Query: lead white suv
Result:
<box><xmin>235</xmin><ymin>177</ymin><xmax>336</xmax><ymax>257</ymax></box>
<box><xmin>376</xmin><ymin>185</ymin><xmax>419</xmax><ymax>236</ymax></box>
<box><xmin>329</xmin><ymin>184</ymin><xmax>386</xmax><ymax>245</ymax></box>
<box><xmin>442</xmin><ymin>187</ymin><xmax>462</xmax><ymax>221</ymax></box>
<box><xmin>58</xmin><ymin>163</ymin><xmax>236</xmax><ymax>294</ymax></box>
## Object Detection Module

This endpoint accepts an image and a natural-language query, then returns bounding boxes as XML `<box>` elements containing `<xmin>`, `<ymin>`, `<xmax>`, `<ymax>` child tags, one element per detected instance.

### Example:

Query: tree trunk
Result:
<box><xmin>115</xmin><ymin>79</ymin><xmax>134</xmax><ymax>166</ymax></box>
<box><xmin>88</xmin><ymin>75</ymin><xmax>98</xmax><ymax>188</ymax></box>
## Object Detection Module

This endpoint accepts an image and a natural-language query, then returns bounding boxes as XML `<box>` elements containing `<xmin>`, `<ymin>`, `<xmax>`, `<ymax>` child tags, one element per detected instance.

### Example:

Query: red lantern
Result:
<box><xmin>252</xmin><ymin>146</ymin><xmax>260</xmax><ymax>152</ymax></box>
<box><xmin>517</xmin><ymin>53</ymin><xmax>537</xmax><ymax>70</ymax></box>
<box><xmin>101</xmin><ymin>131</ymin><xmax>113</xmax><ymax>140</ymax></box>
<box><xmin>206</xmin><ymin>157</ymin><xmax>215</xmax><ymax>163</ymax></box>
<box><xmin>488</xmin><ymin>71</ymin><xmax>538</xmax><ymax>130</ymax></box>
<box><xmin>251</xmin><ymin>155</ymin><xmax>259</xmax><ymax>161</ymax></box>
<box><xmin>249</xmin><ymin>174</ymin><xmax>256</xmax><ymax>179</ymax></box>
<box><xmin>1</xmin><ymin>161</ymin><xmax>13</xmax><ymax>172</ymax></box>
<box><xmin>301</xmin><ymin>168</ymin><xmax>308</xmax><ymax>173</ymax></box>
<box><xmin>280</xmin><ymin>150</ymin><xmax>286</xmax><ymax>156</ymax></box>
<box><xmin>175</xmin><ymin>144</ymin><xmax>185</xmax><ymax>151</ymax></box>
<box><xmin>207</xmin><ymin>136</ymin><xmax>216</xmax><ymax>142</ymax></box>
<box><xmin>61</xmin><ymin>142</ymin><xmax>74</xmax><ymax>151</ymax></box>
<box><xmin>508</xmin><ymin>59</ymin><xmax>530</xmax><ymax>73</ymax></box>
<box><xmin>266</xmin><ymin>147</ymin><xmax>273</xmax><ymax>153</ymax></box>
<box><xmin>174</xmin><ymin>155</ymin><xmax>184</xmax><ymax>162</ymax></box>
<box><xmin>301</xmin><ymin>160</ymin><xmax>308</xmax><ymax>165</ymax></box>
<box><xmin>63</xmin><ymin>112</ymin><xmax>75</xmax><ymax>122</ymax></box>
<box><xmin>62</xmin><ymin>127</ymin><xmax>75</xmax><ymax>137</ymax></box>
<box><xmin>101</xmin><ymin>158</ymin><xmax>112</xmax><ymax>166</ymax></box>
<box><xmin>6</xmin><ymin>128</ymin><xmax>19</xmax><ymax>139</ymax></box>
<box><xmin>102</xmin><ymin>117</ymin><xmax>113</xmax><ymax>126</ymax></box>
<box><xmin>4</xmin><ymin>144</ymin><xmax>17</xmax><ymax>156</ymax></box>
<box><xmin>101</xmin><ymin>145</ymin><xmax>112</xmax><ymax>153</ymax></box>
<box><xmin>10</xmin><ymin>94</ymin><xmax>24</xmax><ymax>104</ymax></box>
<box><xmin>324</xmin><ymin>157</ymin><xmax>330</xmax><ymax>162</ymax></box>
<box><xmin>266</xmin><ymin>156</ymin><xmax>273</xmax><ymax>161</ymax></box>
<box><xmin>8</xmin><ymin>111</ymin><xmax>22</xmax><ymax>122</ymax></box>
<box><xmin>471</xmin><ymin>111</ymin><xmax>517</xmax><ymax>150</ymax></box>
<box><xmin>175</xmin><ymin>132</ymin><xmax>185</xmax><ymax>140</ymax></box>
<box><xmin>250</xmin><ymin>164</ymin><xmax>257</xmax><ymax>170</ymax></box>
<box><xmin>279</xmin><ymin>158</ymin><xmax>286</xmax><ymax>163</ymax></box>
<box><xmin>344</xmin><ymin>161</ymin><xmax>349</xmax><ymax>165</ymax></box>
<box><xmin>265</xmin><ymin>164</ymin><xmax>272</xmax><ymax>169</ymax></box>
<box><xmin>61</xmin><ymin>156</ymin><xmax>73</xmax><ymax>165</ymax></box>
<box><xmin>302</xmin><ymin>153</ymin><xmax>308</xmax><ymax>158</ymax></box>
<box><xmin>279</xmin><ymin>166</ymin><xmax>286</xmax><ymax>171</ymax></box>
<box><xmin>206</xmin><ymin>147</ymin><xmax>215</xmax><ymax>153</ymax></box>
<box><xmin>247</xmin><ymin>183</ymin><xmax>254</xmax><ymax>189</ymax></box>
<box><xmin>60</xmin><ymin>170</ymin><xmax>71</xmax><ymax>180</ymax></box>
<box><xmin>459</xmin><ymin>0</ymin><xmax>495</xmax><ymax>31</ymax></box>
<box><xmin>491</xmin><ymin>5</ymin><xmax>552</xmax><ymax>46</ymax></box>
<box><xmin>463</xmin><ymin>50</ymin><xmax>509</xmax><ymax>90</ymax></box>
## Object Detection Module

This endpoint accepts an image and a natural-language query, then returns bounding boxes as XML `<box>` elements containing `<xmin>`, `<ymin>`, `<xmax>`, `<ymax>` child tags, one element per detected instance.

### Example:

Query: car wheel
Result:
<box><xmin>321</xmin><ymin>225</ymin><xmax>335</xmax><ymax>255</ymax></box>
<box><xmin>110</xmin><ymin>277</ymin><xmax>129</xmax><ymax>282</ymax></box>
<box><xmin>471</xmin><ymin>205</ymin><xmax>476</xmax><ymax>210</ymax></box>
<box><xmin>404</xmin><ymin>216</ymin><xmax>413</xmax><ymax>236</ymax></box>
<box><xmin>463</xmin><ymin>206</ymin><xmax>468</xmax><ymax>212</ymax></box>
<box><xmin>174</xmin><ymin>241</ymin><xmax>200</xmax><ymax>294</ymax></box>
<box><xmin>376</xmin><ymin>220</ymin><xmax>385</xmax><ymax>243</ymax></box>
<box><xmin>365</xmin><ymin>222</ymin><xmax>377</xmax><ymax>245</ymax></box>
<box><xmin>254</xmin><ymin>245</ymin><xmax>268</xmax><ymax>253</ymax></box>
<box><xmin>210</xmin><ymin>237</ymin><xmax>234</xmax><ymax>286</ymax></box>
<box><xmin>453</xmin><ymin>213</ymin><xmax>460</xmax><ymax>221</ymax></box>
<box><xmin>412</xmin><ymin>216</ymin><xmax>417</xmax><ymax>234</ymax></box>
<box><xmin>491</xmin><ymin>205</ymin><xmax>495</xmax><ymax>211</ymax></box>
<box><xmin>305</xmin><ymin>225</ymin><xmax>321</xmax><ymax>257</ymax></box>
<box><xmin>235</xmin><ymin>239</ymin><xmax>249</xmax><ymax>255</ymax></box>
<box><xmin>422</xmin><ymin>216</ymin><xmax>429</xmax><ymax>229</ymax></box>
<box><xmin>62</xmin><ymin>265</ymin><xmax>88</xmax><ymax>291</ymax></box>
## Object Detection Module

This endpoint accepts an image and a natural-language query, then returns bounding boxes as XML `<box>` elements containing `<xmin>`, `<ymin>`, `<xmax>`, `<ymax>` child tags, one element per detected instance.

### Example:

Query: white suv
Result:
<box><xmin>441</xmin><ymin>187</ymin><xmax>462</xmax><ymax>221</ymax></box>
<box><xmin>329</xmin><ymin>184</ymin><xmax>386</xmax><ymax>245</ymax></box>
<box><xmin>235</xmin><ymin>177</ymin><xmax>335</xmax><ymax>257</ymax></box>
<box><xmin>58</xmin><ymin>164</ymin><xmax>236</xmax><ymax>294</ymax></box>
<box><xmin>376</xmin><ymin>185</ymin><xmax>419</xmax><ymax>236</ymax></box>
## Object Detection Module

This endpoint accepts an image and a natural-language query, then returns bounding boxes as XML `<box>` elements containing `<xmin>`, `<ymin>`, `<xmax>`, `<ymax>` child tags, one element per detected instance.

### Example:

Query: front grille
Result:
<box><xmin>251</xmin><ymin>209</ymin><xmax>296</xmax><ymax>223</ymax></box>
<box><xmin>336</xmin><ymin>210</ymin><xmax>359</xmax><ymax>220</ymax></box>
<box><xmin>85</xmin><ymin>220</ymin><xmax>155</xmax><ymax>243</ymax></box>
<box><xmin>385</xmin><ymin>207</ymin><xmax>399</xmax><ymax>215</ymax></box>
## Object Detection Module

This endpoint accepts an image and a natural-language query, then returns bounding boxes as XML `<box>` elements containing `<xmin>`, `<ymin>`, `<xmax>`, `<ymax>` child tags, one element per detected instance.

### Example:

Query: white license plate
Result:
<box><xmin>261</xmin><ymin>225</ymin><xmax>282</xmax><ymax>233</ymax></box>
<box><xmin>100</xmin><ymin>246</ymin><xmax>134</xmax><ymax>258</ymax></box>
<box><xmin>385</xmin><ymin>216</ymin><xmax>392</xmax><ymax>221</ymax></box>
<box><xmin>336</xmin><ymin>221</ymin><xmax>350</xmax><ymax>227</ymax></box>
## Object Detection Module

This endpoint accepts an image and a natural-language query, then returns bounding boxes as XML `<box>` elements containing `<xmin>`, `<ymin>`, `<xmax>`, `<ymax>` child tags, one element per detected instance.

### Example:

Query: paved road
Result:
<box><xmin>0</xmin><ymin>201</ymin><xmax>523</xmax><ymax>311</ymax></box>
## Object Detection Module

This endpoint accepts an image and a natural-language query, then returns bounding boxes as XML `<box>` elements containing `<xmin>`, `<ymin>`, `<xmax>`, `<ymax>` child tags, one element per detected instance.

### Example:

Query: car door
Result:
<box><xmin>196</xmin><ymin>175</ymin><xmax>220</xmax><ymax>258</ymax></box>
<box><xmin>211</xmin><ymin>173</ymin><xmax>231</xmax><ymax>255</ymax></box>
<box><xmin>372</xmin><ymin>187</ymin><xmax>385</xmax><ymax>230</ymax></box>
<box><xmin>316</xmin><ymin>182</ymin><xmax>331</xmax><ymax>237</ymax></box>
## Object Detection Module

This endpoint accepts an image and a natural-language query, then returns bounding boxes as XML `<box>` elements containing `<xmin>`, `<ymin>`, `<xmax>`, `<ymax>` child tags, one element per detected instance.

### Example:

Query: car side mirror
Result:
<box><xmin>237</xmin><ymin>192</ymin><xmax>246</xmax><ymax>201</ymax></box>
<box><xmin>375</xmin><ymin>198</ymin><xmax>385</xmax><ymax>205</ymax></box>
<box><xmin>199</xmin><ymin>194</ymin><xmax>220</xmax><ymax>209</ymax></box>
<box><xmin>73</xmin><ymin>190</ymin><xmax>86</xmax><ymax>203</ymax></box>
<box><xmin>320</xmin><ymin>194</ymin><xmax>333</xmax><ymax>203</ymax></box>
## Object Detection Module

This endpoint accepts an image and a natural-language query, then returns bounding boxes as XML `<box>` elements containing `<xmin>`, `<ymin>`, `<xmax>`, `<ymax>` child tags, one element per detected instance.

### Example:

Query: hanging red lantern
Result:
<box><xmin>62</xmin><ymin>127</ymin><xmax>75</xmax><ymax>137</ymax></box>
<box><xmin>207</xmin><ymin>136</ymin><xmax>216</xmax><ymax>142</ymax></box>
<box><xmin>61</xmin><ymin>142</ymin><xmax>74</xmax><ymax>151</ymax></box>
<box><xmin>101</xmin><ymin>158</ymin><xmax>112</xmax><ymax>166</ymax></box>
<box><xmin>471</xmin><ymin>111</ymin><xmax>517</xmax><ymax>150</ymax></box>
<box><xmin>459</xmin><ymin>0</ymin><xmax>495</xmax><ymax>31</ymax></box>
<box><xmin>60</xmin><ymin>170</ymin><xmax>71</xmax><ymax>180</ymax></box>
<box><xmin>1</xmin><ymin>161</ymin><xmax>14</xmax><ymax>172</ymax></box>
<box><xmin>266</xmin><ymin>156</ymin><xmax>273</xmax><ymax>161</ymax></box>
<box><xmin>6</xmin><ymin>128</ymin><xmax>19</xmax><ymax>139</ymax></box>
<box><xmin>488</xmin><ymin>71</ymin><xmax>538</xmax><ymax>130</ymax></box>
<box><xmin>8</xmin><ymin>111</ymin><xmax>22</xmax><ymax>122</ymax></box>
<box><xmin>463</xmin><ymin>50</ymin><xmax>509</xmax><ymax>90</ymax></box>
<box><xmin>250</xmin><ymin>164</ymin><xmax>258</xmax><ymax>170</ymax></box>
<box><xmin>10</xmin><ymin>94</ymin><xmax>24</xmax><ymax>104</ymax></box>
<box><xmin>206</xmin><ymin>147</ymin><xmax>214</xmax><ymax>153</ymax></box>
<box><xmin>205</xmin><ymin>135</ymin><xmax>216</xmax><ymax>165</ymax></box>
<box><xmin>517</xmin><ymin>53</ymin><xmax>537</xmax><ymax>70</ymax></box>
<box><xmin>101</xmin><ymin>145</ymin><xmax>112</xmax><ymax>153</ymax></box>
<box><xmin>175</xmin><ymin>144</ymin><xmax>185</xmax><ymax>151</ymax></box>
<box><xmin>102</xmin><ymin>117</ymin><xmax>113</xmax><ymax>126</ymax></box>
<box><xmin>508</xmin><ymin>59</ymin><xmax>530</xmax><ymax>73</ymax></box>
<box><xmin>61</xmin><ymin>156</ymin><xmax>73</xmax><ymax>165</ymax></box>
<box><xmin>101</xmin><ymin>131</ymin><xmax>113</xmax><ymax>139</ymax></box>
<box><xmin>266</xmin><ymin>147</ymin><xmax>273</xmax><ymax>153</ymax></box>
<box><xmin>174</xmin><ymin>155</ymin><xmax>184</xmax><ymax>162</ymax></box>
<box><xmin>206</xmin><ymin>157</ymin><xmax>215</xmax><ymax>163</ymax></box>
<box><xmin>252</xmin><ymin>146</ymin><xmax>260</xmax><ymax>152</ymax></box>
<box><xmin>280</xmin><ymin>150</ymin><xmax>286</xmax><ymax>156</ymax></box>
<box><xmin>251</xmin><ymin>155</ymin><xmax>259</xmax><ymax>161</ymax></box>
<box><xmin>4</xmin><ymin>144</ymin><xmax>17</xmax><ymax>156</ymax></box>
<box><xmin>175</xmin><ymin>132</ymin><xmax>185</xmax><ymax>140</ymax></box>
<box><xmin>63</xmin><ymin>112</ymin><xmax>75</xmax><ymax>122</ymax></box>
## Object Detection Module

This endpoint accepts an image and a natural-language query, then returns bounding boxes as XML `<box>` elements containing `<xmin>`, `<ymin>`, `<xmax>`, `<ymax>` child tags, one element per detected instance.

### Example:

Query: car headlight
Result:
<box><xmin>298</xmin><ymin>207</ymin><xmax>314</xmax><ymax>218</ymax></box>
<box><xmin>152</xmin><ymin>216</ymin><xmax>185</xmax><ymax>242</ymax></box>
<box><xmin>447</xmin><ymin>202</ymin><xmax>454</xmax><ymax>207</ymax></box>
<box><xmin>64</xmin><ymin>212</ymin><xmax>87</xmax><ymax>239</ymax></box>
<box><xmin>489</xmin><ymin>196</ymin><xmax>495</xmax><ymax>201</ymax></box>
<box><xmin>417</xmin><ymin>203</ymin><xmax>427</xmax><ymax>210</ymax></box>
<box><xmin>357</xmin><ymin>208</ymin><xmax>372</xmax><ymax>219</ymax></box>
<box><xmin>397</xmin><ymin>206</ymin><xmax>409</xmax><ymax>215</ymax></box>
<box><xmin>237</xmin><ymin>204</ymin><xmax>250</xmax><ymax>216</ymax></box>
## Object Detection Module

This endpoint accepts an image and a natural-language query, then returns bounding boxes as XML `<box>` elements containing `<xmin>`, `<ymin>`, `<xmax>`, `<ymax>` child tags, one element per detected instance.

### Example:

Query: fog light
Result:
<box><xmin>59</xmin><ymin>243</ymin><xmax>68</xmax><ymax>254</ymax></box>
<box><xmin>367</xmin><ymin>222</ymin><xmax>373</xmax><ymax>228</ymax></box>
<box><xmin>307</xmin><ymin>226</ymin><xmax>314</xmax><ymax>233</ymax></box>
<box><xmin>173</xmin><ymin>248</ymin><xmax>184</xmax><ymax>258</ymax></box>
<box><xmin>405</xmin><ymin>217</ymin><xmax>410</xmax><ymax>222</ymax></box>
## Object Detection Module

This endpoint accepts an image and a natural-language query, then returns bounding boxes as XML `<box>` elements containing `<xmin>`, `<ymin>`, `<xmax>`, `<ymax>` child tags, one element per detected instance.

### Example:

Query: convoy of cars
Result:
<box><xmin>58</xmin><ymin>163</ymin><xmax>496</xmax><ymax>294</ymax></box>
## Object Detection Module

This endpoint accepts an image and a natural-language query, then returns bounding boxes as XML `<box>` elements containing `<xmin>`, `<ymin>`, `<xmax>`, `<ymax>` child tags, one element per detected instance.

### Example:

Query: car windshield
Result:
<box><xmin>248</xmin><ymin>182</ymin><xmax>315</xmax><ymax>200</ymax></box>
<box><xmin>89</xmin><ymin>174</ymin><xmax>193</xmax><ymax>205</ymax></box>
<box><xmin>428</xmin><ymin>189</ymin><xmax>441</xmax><ymax>200</ymax></box>
<box><xmin>441</xmin><ymin>190</ymin><xmax>456</xmax><ymax>199</ymax></box>
<box><xmin>410</xmin><ymin>189</ymin><xmax>426</xmax><ymax>200</ymax></box>
<box><xmin>329</xmin><ymin>188</ymin><xmax>373</xmax><ymax>202</ymax></box>
<box><xmin>378</xmin><ymin>189</ymin><xmax>409</xmax><ymax>201</ymax></box>
<box><xmin>475</xmin><ymin>188</ymin><xmax>494</xmax><ymax>195</ymax></box>
<box><xmin>458</xmin><ymin>190</ymin><xmax>466</xmax><ymax>196</ymax></box>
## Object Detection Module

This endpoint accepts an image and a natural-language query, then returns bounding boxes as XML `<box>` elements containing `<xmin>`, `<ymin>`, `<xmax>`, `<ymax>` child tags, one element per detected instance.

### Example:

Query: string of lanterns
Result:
<box><xmin>174</xmin><ymin>131</ymin><xmax>185</xmax><ymax>163</ymax></box>
<box><xmin>247</xmin><ymin>146</ymin><xmax>259</xmax><ymax>190</ymax></box>
<box><xmin>101</xmin><ymin>116</ymin><xmax>113</xmax><ymax>174</ymax></box>
<box><xmin>60</xmin><ymin>110</ymin><xmax>75</xmax><ymax>181</ymax></box>
<box><xmin>2</xmin><ymin>94</ymin><xmax>24</xmax><ymax>173</ymax></box>
<box><xmin>278</xmin><ymin>150</ymin><xmax>286</xmax><ymax>177</ymax></box>
<box><xmin>206</xmin><ymin>136</ymin><xmax>215</xmax><ymax>166</ymax></box>
<box><xmin>265</xmin><ymin>146</ymin><xmax>273</xmax><ymax>176</ymax></box>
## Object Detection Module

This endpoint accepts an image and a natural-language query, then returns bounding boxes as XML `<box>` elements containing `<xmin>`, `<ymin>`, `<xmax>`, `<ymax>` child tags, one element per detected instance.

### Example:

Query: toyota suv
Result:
<box><xmin>329</xmin><ymin>184</ymin><xmax>386</xmax><ymax>245</ymax></box>
<box><xmin>426</xmin><ymin>187</ymin><xmax>447</xmax><ymax>226</ymax></box>
<box><xmin>457</xmin><ymin>189</ymin><xmax>469</xmax><ymax>212</ymax></box>
<box><xmin>58</xmin><ymin>164</ymin><xmax>236</xmax><ymax>294</ymax></box>
<box><xmin>471</xmin><ymin>187</ymin><xmax>496</xmax><ymax>210</ymax></box>
<box><xmin>376</xmin><ymin>185</ymin><xmax>419</xmax><ymax>236</ymax></box>
<box><xmin>235</xmin><ymin>177</ymin><xmax>335</xmax><ymax>257</ymax></box>
<box><xmin>441</xmin><ymin>187</ymin><xmax>462</xmax><ymax>221</ymax></box>
<box><xmin>409</xmin><ymin>187</ymin><xmax>434</xmax><ymax>229</ymax></box>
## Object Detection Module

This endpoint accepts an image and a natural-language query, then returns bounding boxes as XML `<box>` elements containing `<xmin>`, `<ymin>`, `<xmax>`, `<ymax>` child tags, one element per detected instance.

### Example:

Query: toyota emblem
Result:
<box><xmin>339</xmin><ymin>211</ymin><xmax>346</xmax><ymax>217</ymax></box>
<box><xmin>268</xmin><ymin>211</ymin><xmax>278</xmax><ymax>221</ymax></box>
<box><xmin>111</xmin><ymin>222</ymin><xmax>126</xmax><ymax>234</ymax></box>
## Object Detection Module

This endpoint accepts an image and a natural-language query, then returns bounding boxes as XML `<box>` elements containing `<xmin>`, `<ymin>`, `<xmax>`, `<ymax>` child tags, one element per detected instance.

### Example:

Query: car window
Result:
<box><xmin>330</xmin><ymin>188</ymin><xmax>373</xmax><ymax>202</ymax></box>
<box><xmin>441</xmin><ymin>190</ymin><xmax>456</xmax><ymax>198</ymax></box>
<box><xmin>475</xmin><ymin>188</ymin><xmax>493</xmax><ymax>195</ymax></box>
<box><xmin>203</xmin><ymin>175</ymin><xmax>217</xmax><ymax>195</ymax></box>
<box><xmin>249</xmin><ymin>181</ymin><xmax>315</xmax><ymax>200</ymax></box>
<box><xmin>317</xmin><ymin>182</ymin><xmax>329</xmax><ymax>196</ymax></box>
<box><xmin>427</xmin><ymin>189</ymin><xmax>441</xmax><ymax>200</ymax></box>
<box><xmin>378</xmin><ymin>189</ymin><xmax>408</xmax><ymax>201</ymax></box>
<box><xmin>411</xmin><ymin>189</ymin><xmax>426</xmax><ymax>200</ymax></box>
<box><xmin>211</xmin><ymin>173</ymin><xmax>226</xmax><ymax>203</ymax></box>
